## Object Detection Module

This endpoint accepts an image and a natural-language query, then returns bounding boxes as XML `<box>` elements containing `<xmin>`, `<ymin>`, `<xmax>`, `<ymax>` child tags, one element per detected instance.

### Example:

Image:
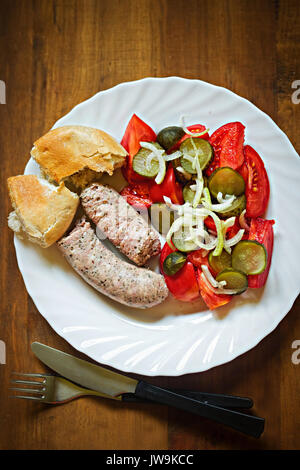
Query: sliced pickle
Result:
<box><xmin>163</xmin><ymin>251</ymin><xmax>187</xmax><ymax>276</ymax></box>
<box><xmin>232</xmin><ymin>240</ymin><xmax>267</xmax><ymax>275</ymax></box>
<box><xmin>180</xmin><ymin>138</ymin><xmax>213</xmax><ymax>174</ymax></box>
<box><xmin>208</xmin><ymin>167</ymin><xmax>245</xmax><ymax>199</ymax></box>
<box><xmin>208</xmin><ymin>250</ymin><xmax>232</xmax><ymax>274</ymax></box>
<box><xmin>183</xmin><ymin>181</ymin><xmax>196</xmax><ymax>204</ymax></box>
<box><xmin>148</xmin><ymin>203</ymin><xmax>175</xmax><ymax>235</ymax></box>
<box><xmin>216</xmin><ymin>268</ymin><xmax>248</xmax><ymax>294</ymax></box>
<box><xmin>157</xmin><ymin>126</ymin><xmax>185</xmax><ymax>151</ymax></box>
<box><xmin>218</xmin><ymin>194</ymin><xmax>246</xmax><ymax>218</ymax></box>
<box><xmin>172</xmin><ymin>227</ymin><xmax>198</xmax><ymax>252</ymax></box>
<box><xmin>132</xmin><ymin>142</ymin><xmax>164</xmax><ymax>178</ymax></box>
<box><xmin>172</xmin><ymin>157</ymin><xmax>193</xmax><ymax>184</ymax></box>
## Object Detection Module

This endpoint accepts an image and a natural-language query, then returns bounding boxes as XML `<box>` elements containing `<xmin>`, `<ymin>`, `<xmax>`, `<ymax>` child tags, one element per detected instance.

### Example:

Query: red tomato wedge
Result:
<box><xmin>187</xmin><ymin>250</ymin><xmax>211</xmax><ymax>270</ymax></box>
<box><xmin>247</xmin><ymin>218</ymin><xmax>274</xmax><ymax>288</ymax></box>
<box><xmin>204</xmin><ymin>216</ymin><xmax>217</xmax><ymax>232</ymax></box>
<box><xmin>206</xmin><ymin>122</ymin><xmax>245</xmax><ymax>176</ymax></box>
<box><xmin>226</xmin><ymin>218</ymin><xmax>249</xmax><ymax>240</ymax></box>
<box><xmin>120</xmin><ymin>183</ymin><xmax>153</xmax><ymax>209</ymax></box>
<box><xmin>197</xmin><ymin>269</ymin><xmax>232</xmax><ymax>310</ymax></box>
<box><xmin>169</xmin><ymin>124</ymin><xmax>209</xmax><ymax>152</ymax></box>
<box><xmin>150</xmin><ymin>164</ymin><xmax>184</xmax><ymax>205</ymax></box>
<box><xmin>121</xmin><ymin>114</ymin><xmax>156</xmax><ymax>183</ymax></box>
<box><xmin>238</xmin><ymin>161</ymin><xmax>248</xmax><ymax>183</ymax></box>
<box><xmin>243</xmin><ymin>145</ymin><xmax>270</xmax><ymax>218</ymax></box>
<box><xmin>160</xmin><ymin>242</ymin><xmax>200</xmax><ymax>302</ymax></box>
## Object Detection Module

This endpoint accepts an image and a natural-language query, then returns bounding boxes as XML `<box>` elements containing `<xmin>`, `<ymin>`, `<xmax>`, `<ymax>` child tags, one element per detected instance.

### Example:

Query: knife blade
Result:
<box><xmin>31</xmin><ymin>342</ymin><xmax>137</xmax><ymax>397</ymax></box>
<box><xmin>31</xmin><ymin>342</ymin><xmax>264</xmax><ymax>437</ymax></box>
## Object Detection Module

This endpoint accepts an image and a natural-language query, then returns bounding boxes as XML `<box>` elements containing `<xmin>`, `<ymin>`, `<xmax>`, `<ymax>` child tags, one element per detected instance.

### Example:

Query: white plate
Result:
<box><xmin>14</xmin><ymin>77</ymin><xmax>300</xmax><ymax>376</ymax></box>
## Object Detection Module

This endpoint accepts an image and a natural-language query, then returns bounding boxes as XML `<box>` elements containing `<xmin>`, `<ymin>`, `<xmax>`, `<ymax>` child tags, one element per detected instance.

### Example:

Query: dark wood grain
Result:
<box><xmin>0</xmin><ymin>0</ymin><xmax>299</xmax><ymax>450</ymax></box>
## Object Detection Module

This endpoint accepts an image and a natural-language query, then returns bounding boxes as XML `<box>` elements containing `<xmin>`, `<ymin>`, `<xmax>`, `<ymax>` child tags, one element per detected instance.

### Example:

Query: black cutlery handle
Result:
<box><xmin>135</xmin><ymin>381</ymin><xmax>264</xmax><ymax>438</ymax></box>
<box><xmin>122</xmin><ymin>390</ymin><xmax>253</xmax><ymax>409</ymax></box>
<box><xmin>175</xmin><ymin>390</ymin><xmax>253</xmax><ymax>409</ymax></box>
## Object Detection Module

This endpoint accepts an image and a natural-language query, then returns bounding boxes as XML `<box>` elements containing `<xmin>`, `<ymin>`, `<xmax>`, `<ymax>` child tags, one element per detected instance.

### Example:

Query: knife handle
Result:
<box><xmin>135</xmin><ymin>381</ymin><xmax>264</xmax><ymax>438</ymax></box>
<box><xmin>174</xmin><ymin>390</ymin><xmax>253</xmax><ymax>409</ymax></box>
<box><xmin>122</xmin><ymin>390</ymin><xmax>253</xmax><ymax>409</ymax></box>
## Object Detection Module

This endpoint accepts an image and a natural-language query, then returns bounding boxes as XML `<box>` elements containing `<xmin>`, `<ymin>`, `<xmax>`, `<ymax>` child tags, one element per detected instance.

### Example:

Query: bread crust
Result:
<box><xmin>31</xmin><ymin>125</ymin><xmax>127</xmax><ymax>185</ymax></box>
<box><xmin>7</xmin><ymin>175</ymin><xmax>79</xmax><ymax>247</ymax></box>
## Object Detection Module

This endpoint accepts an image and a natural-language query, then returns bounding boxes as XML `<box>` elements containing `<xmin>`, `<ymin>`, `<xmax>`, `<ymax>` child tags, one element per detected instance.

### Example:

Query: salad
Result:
<box><xmin>119</xmin><ymin>114</ymin><xmax>274</xmax><ymax>310</ymax></box>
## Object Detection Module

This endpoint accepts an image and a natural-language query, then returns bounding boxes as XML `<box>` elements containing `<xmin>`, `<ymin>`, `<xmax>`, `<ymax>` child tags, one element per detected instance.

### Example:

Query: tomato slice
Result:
<box><xmin>149</xmin><ymin>164</ymin><xmax>183</xmax><ymax>205</ymax></box>
<box><xmin>121</xmin><ymin>114</ymin><xmax>157</xmax><ymax>183</ymax></box>
<box><xmin>247</xmin><ymin>218</ymin><xmax>274</xmax><ymax>288</ymax></box>
<box><xmin>160</xmin><ymin>242</ymin><xmax>200</xmax><ymax>302</ymax></box>
<box><xmin>243</xmin><ymin>145</ymin><xmax>270</xmax><ymax>218</ymax></box>
<box><xmin>187</xmin><ymin>250</ymin><xmax>211</xmax><ymax>271</ymax></box>
<box><xmin>238</xmin><ymin>161</ymin><xmax>248</xmax><ymax>183</ymax></box>
<box><xmin>226</xmin><ymin>218</ymin><xmax>249</xmax><ymax>240</ymax></box>
<box><xmin>120</xmin><ymin>183</ymin><xmax>153</xmax><ymax>209</ymax></box>
<box><xmin>169</xmin><ymin>124</ymin><xmax>209</xmax><ymax>152</ymax></box>
<box><xmin>204</xmin><ymin>216</ymin><xmax>217</xmax><ymax>232</ymax></box>
<box><xmin>197</xmin><ymin>269</ymin><xmax>232</xmax><ymax>310</ymax></box>
<box><xmin>206</xmin><ymin>122</ymin><xmax>245</xmax><ymax>176</ymax></box>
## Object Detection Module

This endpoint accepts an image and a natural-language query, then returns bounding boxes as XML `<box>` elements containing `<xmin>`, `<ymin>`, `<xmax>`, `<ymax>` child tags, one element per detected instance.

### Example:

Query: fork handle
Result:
<box><xmin>135</xmin><ymin>381</ymin><xmax>264</xmax><ymax>438</ymax></box>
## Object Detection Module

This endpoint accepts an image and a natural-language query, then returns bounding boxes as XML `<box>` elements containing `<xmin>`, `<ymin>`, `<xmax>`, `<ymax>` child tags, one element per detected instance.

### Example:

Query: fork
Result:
<box><xmin>10</xmin><ymin>373</ymin><xmax>122</xmax><ymax>404</ymax></box>
<box><xmin>10</xmin><ymin>372</ymin><xmax>254</xmax><ymax>408</ymax></box>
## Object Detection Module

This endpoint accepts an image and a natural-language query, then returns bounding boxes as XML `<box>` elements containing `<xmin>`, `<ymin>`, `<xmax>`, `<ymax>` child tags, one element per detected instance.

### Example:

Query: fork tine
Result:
<box><xmin>10</xmin><ymin>395</ymin><xmax>43</xmax><ymax>401</ymax></box>
<box><xmin>9</xmin><ymin>387</ymin><xmax>45</xmax><ymax>394</ymax></box>
<box><xmin>12</xmin><ymin>372</ymin><xmax>48</xmax><ymax>378</ymax></box>
<box><xmin>11</xmin><ymin>379</ymin><xmax>45</xmax><ymax>386</ymax></box>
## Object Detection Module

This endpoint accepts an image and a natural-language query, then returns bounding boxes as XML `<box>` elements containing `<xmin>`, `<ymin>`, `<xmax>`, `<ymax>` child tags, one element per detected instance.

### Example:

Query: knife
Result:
<box><xmin>31</xmin><ymin>342</ymin><xmax>264</xmax><ymax>438</ymax></box>
<box><xmin>31</xmin><ymin>342</ymin><xmax>253</xmax><ymax>408</ymax></box>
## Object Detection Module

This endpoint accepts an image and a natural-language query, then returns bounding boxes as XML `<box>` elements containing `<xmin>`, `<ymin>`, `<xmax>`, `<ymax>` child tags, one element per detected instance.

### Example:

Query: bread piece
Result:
<box><xmin>31</xmin><ymin>126</ymin><xmax>127</xmax><ymax>191</ymax></box>
<box><xmin>7</xmin><ymin>175</ymin><xmax>79</xmax><ymax>247</ymax></box>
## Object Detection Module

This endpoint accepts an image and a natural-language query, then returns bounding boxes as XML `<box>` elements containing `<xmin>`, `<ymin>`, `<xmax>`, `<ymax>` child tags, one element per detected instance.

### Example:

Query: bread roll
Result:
<box><xmin>31</xmin><ymin>125</ymin><xmax>127</xmax><ymax>191</ymax></box>
<box><xmin>7</xmin><ymin>175</ymin><xmax>79</xmax><ymax>247</ymax></box>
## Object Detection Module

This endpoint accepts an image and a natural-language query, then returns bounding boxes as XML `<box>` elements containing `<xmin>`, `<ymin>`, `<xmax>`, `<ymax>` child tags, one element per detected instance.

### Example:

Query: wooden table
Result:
<box><xmin>0</xmin><ymin>0</ymin><xmax>299</xmax><ymax>450</ymax></box>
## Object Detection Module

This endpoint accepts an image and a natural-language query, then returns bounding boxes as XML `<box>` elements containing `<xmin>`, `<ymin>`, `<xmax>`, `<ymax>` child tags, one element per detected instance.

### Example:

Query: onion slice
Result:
<box><xmin>201</xmin><ymin>265</ymin><xmax>227</xmax><ymax>288</ymax></box>
<box><xmin>180</xmin><ymin>116</ymin><xmax>209</xmax><ymax>137</ymax></box>
<box><xmin>140</xmin><ymin>141</ymin><xmax>166</xmax><ymax>184</ymax></box>
<box><xmin>239</xmin><ymin>209</ymin><xmax>251</xmax><ymax>231</ymax></box>
<box><xmin>164</xmin><ymin>150</ymin><xmax>182</xmax><ymax>162</ymax></box>
<box><xmin>200</xmin><ymin>273</ymin><xmax>240</xmax><ymax>295</ymax></box>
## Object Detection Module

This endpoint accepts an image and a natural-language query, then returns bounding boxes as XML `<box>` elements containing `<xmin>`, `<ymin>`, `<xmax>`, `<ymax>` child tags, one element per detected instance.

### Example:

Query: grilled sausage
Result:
<box><xmin>81</xmin><ymin>183</ymin><xmax>161</xmax><ymax>266</ymax></box>
<box><xmin>57</xmin><ymin>217</ymin><xmax>168</xmax><ymax>308</ymax></box>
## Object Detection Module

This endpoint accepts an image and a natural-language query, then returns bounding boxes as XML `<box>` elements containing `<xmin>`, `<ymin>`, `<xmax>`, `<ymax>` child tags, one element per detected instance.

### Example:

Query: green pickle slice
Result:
<box><xmin>172</xmin><ymin>227</ymin><xmax>199</xmax><ymax>252</ymax></box>
<box><xmin>208</xmin><ymin>167</ymin><xmax>245</xmax><ymax>198</ymax></box>
<box><xmin>218</xmin><ymin>194</ymin><xmax>246</xmax><ymax>218</ymax></box>
<box><xmin>163</xmin><ymin>252</ymin><xmax>187</xmax><ymax>276</ymax></box>
<box><xmin>172</xmin><ymin>158</ymin><xmax>193</xmax><ymax>184</ymax></box>
<box><xmin>132</xmin><ymin>142</ymin><xmax>164</xmax><ymax>178</ymax></box>
<box><xmin>149</xmin><ymin>203</ymin><xmax>175</xmax><ymax>235</ymax></box>
<box><xmin>232</xmin><ymin>240</ymin><xmax>267</xmax><ymax>275</ymax></box>
<box><xmin>157</xmin><ymin>126</ymin><xmax>185</xmax><ymax>151</ymax></box>
<box><xmin>208</xmin><ymin>250</ymin><xmax>232</xmax><ymax>274</ymax></box>
<box><xmin>183</xmin><ymin>181</ymin><xmax>196</xmax><ymax>204</ymax></box>
<box><xmin>216</xmin><ymin>268</ymin><xmax>248</xmax><ymax>294</ymax></box>
<box><xmin>180</xmin><ymin>138</ymin><xmax>213</xmax><ymax>174</ymax></box>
